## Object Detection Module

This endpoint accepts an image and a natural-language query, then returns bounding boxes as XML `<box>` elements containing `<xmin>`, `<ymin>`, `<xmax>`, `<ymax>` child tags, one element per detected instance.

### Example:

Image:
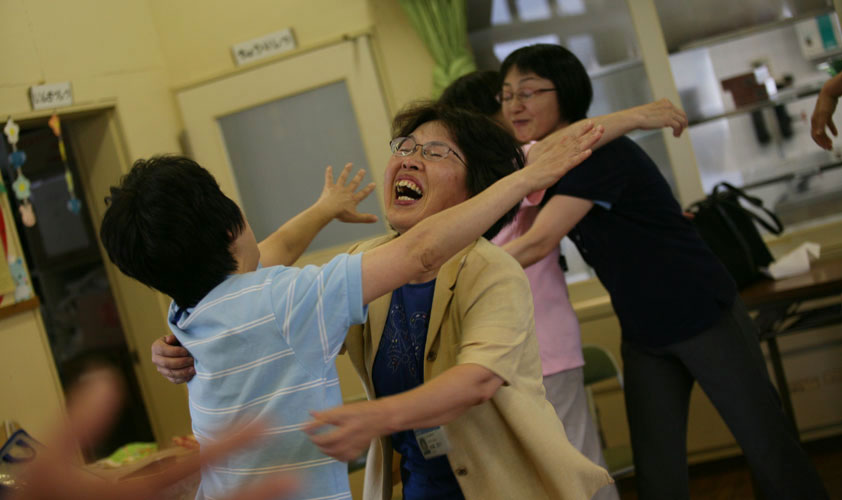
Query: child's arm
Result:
<box><xmin>526</xmin><ymin>98</ymin><xmax>687</xmax><ymax>164</ymax></box>
<box><xmin>258</xmin><ymin>163</ymin><xmax>377</xmax><ymax>267</ymax></box>
<box><xmin>359</xmin><ymin>122</ymin><xmax>603</xmax><ymax>305</ymax></box>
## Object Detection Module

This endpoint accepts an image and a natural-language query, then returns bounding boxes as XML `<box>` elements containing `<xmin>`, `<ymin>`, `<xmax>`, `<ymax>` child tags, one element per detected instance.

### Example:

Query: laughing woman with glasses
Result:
<box><xmin>390</xmin><ymin>135</ymin><xmax>468</xmax><ymax>165</ymax></box>
<box><xmin>308</xmin><ymin>104</ymin><xmax>610</xmax><ymax>500</ymax></box>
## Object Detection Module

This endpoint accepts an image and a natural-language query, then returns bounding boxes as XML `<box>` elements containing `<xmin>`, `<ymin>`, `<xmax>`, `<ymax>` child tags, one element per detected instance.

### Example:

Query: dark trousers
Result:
<box><xmin>621</xmin><ymin>299</ymin><xmax>828</xmax><ymax>500</ymax></box>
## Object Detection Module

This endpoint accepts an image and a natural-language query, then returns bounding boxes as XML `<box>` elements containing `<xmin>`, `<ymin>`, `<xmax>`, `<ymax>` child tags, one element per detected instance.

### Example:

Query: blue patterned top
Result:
<box><xmin>371</xmin><ymin>280</ymin><xmax>464</xmax><ymax>500</ymax></box>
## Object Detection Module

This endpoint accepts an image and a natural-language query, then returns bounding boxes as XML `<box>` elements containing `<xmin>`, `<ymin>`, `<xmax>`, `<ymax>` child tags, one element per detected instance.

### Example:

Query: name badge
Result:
<box><xmin>414</xmin><ymin>426</ymin><xmax>452</xmax><ymax>459</ymax></box>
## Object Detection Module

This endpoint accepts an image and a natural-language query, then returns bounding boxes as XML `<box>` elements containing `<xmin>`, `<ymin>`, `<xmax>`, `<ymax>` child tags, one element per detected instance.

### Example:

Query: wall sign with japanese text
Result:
<box><xmin>231</xmin><ymin>28</ymin><xmax>297</xmax><ymax>66</ymax></box>
<box><xmin>29</xmin><ymin>82</ymin><xmax>73</xmax><ymax>111</ymax></box>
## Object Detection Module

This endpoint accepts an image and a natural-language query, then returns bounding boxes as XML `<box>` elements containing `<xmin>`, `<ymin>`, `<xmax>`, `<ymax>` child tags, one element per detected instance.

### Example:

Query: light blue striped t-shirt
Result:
<box><xmin>168</xmin><ymin>253</ymin><xmax>366</xmax><ymax>500</ymax></box>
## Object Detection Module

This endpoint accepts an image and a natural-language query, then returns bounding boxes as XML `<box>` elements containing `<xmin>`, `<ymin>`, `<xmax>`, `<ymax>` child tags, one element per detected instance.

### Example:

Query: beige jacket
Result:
<box><xmin>344</xmin><ymin>234</ymin><xmax>611</xmax><ymax>500</ymax></box>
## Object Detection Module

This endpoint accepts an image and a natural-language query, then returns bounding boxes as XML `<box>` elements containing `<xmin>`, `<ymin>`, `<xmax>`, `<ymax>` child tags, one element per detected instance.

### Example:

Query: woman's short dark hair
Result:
<box><xmin>100</xmin><ymin>155</ymin><xmax>245</xmax><ymax>309</ymax></box>
<box><xmin>391</xmin><ymin>103</ymin><xmax>524</xmax><ymax>240</ymax></box>
<box><xmin>499</xmin><ymin>44</ymin><xmax>592</xmax><ymax>123</ymax></box>
<box><xmin>438</xmin><ymin>70</ymin><xmax>501</xmax><ymax>117</ymax></box>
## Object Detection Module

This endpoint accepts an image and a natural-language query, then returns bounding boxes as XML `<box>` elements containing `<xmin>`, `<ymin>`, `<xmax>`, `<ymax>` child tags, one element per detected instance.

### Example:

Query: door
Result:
<box><xmin>0</xmin><ymin>105</ymin><xmax>193</xmax><ymax>450</ymax></box>
<box><xmin>176</xmin><ymin>35</ymin><xmax>393</xmax><ymax>401</ymax></box>
<box><xmin>68</xmin><ymin>108</ymin><xmax>193</xmax><ymax>447</ymax></box>
<box><xmin>1</xmin><ymin>121</ymin><xmax>155</xmax><ymax>459</ymax></box>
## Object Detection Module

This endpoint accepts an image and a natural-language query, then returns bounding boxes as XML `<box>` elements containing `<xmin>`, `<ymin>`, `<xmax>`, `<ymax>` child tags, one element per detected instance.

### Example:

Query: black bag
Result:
<box><xmin>686</xmin><ymin>182</ymin><xmax>784</xmax><ymax>289</ymax></box>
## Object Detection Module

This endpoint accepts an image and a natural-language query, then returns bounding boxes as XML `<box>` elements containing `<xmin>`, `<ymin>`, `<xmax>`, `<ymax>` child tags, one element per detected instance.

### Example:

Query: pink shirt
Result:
<box><xmin>491</xmin><ymin>190</ymin><xmax>584</xmax><ymax>376</ymax></box>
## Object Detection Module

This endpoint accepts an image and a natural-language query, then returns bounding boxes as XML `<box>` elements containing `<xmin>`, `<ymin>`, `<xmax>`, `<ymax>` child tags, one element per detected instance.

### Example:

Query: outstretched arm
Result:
<box><xmin>258</xmin><ymin>163</ymin><xmax>377</xmax><ymax>267</ymax></box>
<box><xmin>591</xmin><ymin>97</ymin><xmax>688</xmax><ymax>142</ymax></box>
<box><xmin>359</xmin><ymin>122</ymin><xmax>603</xmax><ymax>304</ymax></box>
<box><xmin>305</xmin><ymin>363</ymin><xmax>501</xmax><ymax>461</ymax></box>
<box><xmin>527</xmin><ymin>98</ymin><xmax>687</xmax><ymax>164</ymax></box>
<box><xmin>811</xmin><ymin>74</ymin><xmax>842</xmax><ymax>150</ymax></box>
<box><xmin>501</xmin><ymin>194</ymin><xmax>593</xmax><ymax>268</ymax></box>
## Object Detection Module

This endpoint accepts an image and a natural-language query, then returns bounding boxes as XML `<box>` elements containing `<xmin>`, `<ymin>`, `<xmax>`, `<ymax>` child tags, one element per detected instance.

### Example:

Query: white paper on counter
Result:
<box><xmin>767</xmin><ymin>242</ymin><xmax>821</xmax><ymax>280</ymax></box>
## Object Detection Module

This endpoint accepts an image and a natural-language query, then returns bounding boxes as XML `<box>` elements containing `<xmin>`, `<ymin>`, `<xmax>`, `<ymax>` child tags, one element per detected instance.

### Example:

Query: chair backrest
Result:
<box><xmin>582</xmin><ymin>345</ymin><xmax>623</xmax><ymax>387</ymax></box>
<box><xmin>581</xmin><ymin>345</ymin><xmax>634</xmax><ymax>479</ymax></box>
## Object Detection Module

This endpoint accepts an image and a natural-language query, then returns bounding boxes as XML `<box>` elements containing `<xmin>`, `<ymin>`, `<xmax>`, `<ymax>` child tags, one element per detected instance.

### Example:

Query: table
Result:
<box><xmin>740</xmin><ymin>257</ymin><xmax>842</xmax><ymax>437</ymax></box>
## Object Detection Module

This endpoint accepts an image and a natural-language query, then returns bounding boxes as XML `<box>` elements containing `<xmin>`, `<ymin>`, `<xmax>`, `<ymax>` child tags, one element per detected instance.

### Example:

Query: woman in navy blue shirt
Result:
<box><xmin>497</xmin><ymin>44</ymin><xmax>827</xmax><ymax>500</ymax></box>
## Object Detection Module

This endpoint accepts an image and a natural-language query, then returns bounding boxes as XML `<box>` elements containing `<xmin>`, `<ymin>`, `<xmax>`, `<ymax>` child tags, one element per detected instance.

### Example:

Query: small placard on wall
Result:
<box><xmin>232</xmin><ymin>28</ymin><xmax>297</xmax><ymax>66</ymax></box>
<box><xmin>29</xmin><ymin>82</ymin><xmax>73</xmax><ymax>111</ymax></box>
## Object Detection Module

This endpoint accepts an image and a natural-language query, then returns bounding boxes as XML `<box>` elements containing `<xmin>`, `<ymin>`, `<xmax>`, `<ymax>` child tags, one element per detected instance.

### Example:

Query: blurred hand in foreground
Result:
<box><xmin>9</xmin><ymin>368</ymin><xmax>296</xmax><ymax>500</ymax></box>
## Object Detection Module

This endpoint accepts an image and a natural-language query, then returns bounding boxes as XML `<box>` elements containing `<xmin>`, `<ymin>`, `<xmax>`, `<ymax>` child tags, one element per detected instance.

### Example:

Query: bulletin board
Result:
<box><xmin>0</xmin><ymin>185</ymin><xmax>33</xmax><ymax>308</ymax></box>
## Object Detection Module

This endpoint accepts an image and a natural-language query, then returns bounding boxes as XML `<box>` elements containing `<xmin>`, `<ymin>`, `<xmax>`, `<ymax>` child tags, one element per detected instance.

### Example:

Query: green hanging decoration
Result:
<box><xmin>398</xmin><ymin>0</ymin><xmax>477</xmax><ymax>97</ymax></box>
<box><xmin>48</xmin><ymin>114</ymin><xmax>82</xmax><ymax>214</ymax></box>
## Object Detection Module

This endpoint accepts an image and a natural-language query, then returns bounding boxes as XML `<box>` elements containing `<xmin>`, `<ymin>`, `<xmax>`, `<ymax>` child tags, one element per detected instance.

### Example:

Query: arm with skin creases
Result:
<box><xmin>526</xmin><ymin>98</ymin><xmax>688</xmax><ymax>164</ymax></box>
<box><xmin>501</xmin><ymin>194</ymin><xmax>593</xmax><ymax>268</ymax></box>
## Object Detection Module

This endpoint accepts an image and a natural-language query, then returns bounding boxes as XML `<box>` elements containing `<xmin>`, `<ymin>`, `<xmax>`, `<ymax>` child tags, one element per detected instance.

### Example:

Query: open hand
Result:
<box><xmin>151</xmin><ymin>334</ymin><xmax>195</xmax><ymax>384</ymax></box>
<box><xmin>522</xmin><ymin>121</ymin><xmax>603</xmax><ymax>191</ymax></box>
<box><xmin>317</xmin><ymin>163</ymin><xmax>378</xmax><ymax>224</ymax></box>
<box><xmin>303</xmin><ymin>400</ymin><xmax>389</xmax><ymax>462</ymax></box>
<box><xmin>633</xmin><ymin>98</ymin><xmax>688</xmax><ymax>137</ymax></box>
<box><xmin>811</xmin><ymin>92</ymin><xmax>838</xmax><ymax>150</ymax></box>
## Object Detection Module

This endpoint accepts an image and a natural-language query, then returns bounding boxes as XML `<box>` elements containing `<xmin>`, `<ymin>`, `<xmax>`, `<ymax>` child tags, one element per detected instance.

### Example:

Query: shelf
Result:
<box><xmin>588</xmin><ymin>58</ymin><xmax>643</xmax><ymax>80</ymax></box>
<box><xmin>688</xmin><ymin>80</ymin><xmax>825</xmax><ymax>126</ymax></box>
<box><xmin>741</xmin><ymin>159</ymin><xmax>842</xmax><ymax>191</ymax></box>
<box><xmin>0</xmin><ymin>297</ymin><xmax>41</xmax><ymax>322</ymax></box>
<box><xmin>675</xmin><ymin>7</ymin><xmax>835</xmax><ymax>53</ymax></box>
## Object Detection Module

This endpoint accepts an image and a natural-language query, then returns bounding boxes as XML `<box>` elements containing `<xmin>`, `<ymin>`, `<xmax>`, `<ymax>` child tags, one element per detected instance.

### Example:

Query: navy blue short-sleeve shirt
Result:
<box><xmin>546</xmin><ymin>136</ymin><xmax>736</xmax><ymax>347</ymax></box>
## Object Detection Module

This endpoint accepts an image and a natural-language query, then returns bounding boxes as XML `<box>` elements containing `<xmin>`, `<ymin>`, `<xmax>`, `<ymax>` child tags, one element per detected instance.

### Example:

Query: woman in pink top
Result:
<box><xmin>491</xmin><ymin>186</ymin><xmax>583</xmax><ymax>378</ymax></box>
<box><xmin>439</xmin><ymin>70</ymin><xmax>687</xmax><ymax>500</ymax></box>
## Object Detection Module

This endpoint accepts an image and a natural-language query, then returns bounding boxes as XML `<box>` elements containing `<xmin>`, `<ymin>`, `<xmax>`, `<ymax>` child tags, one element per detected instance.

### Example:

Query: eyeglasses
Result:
<box><xmin>496</xmin><ymin>88</ymin><xmax>556</xmax><ymax>104</ymax></box>
<box><xmin>389</xmin><ymin>136</ymin><xmax>466</xmax><ymax>165</ymax></box>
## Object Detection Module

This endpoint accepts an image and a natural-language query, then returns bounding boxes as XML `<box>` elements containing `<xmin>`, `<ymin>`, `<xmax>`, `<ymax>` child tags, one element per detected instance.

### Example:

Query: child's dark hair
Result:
<box><xmin>438</xmin><ymin>70</ymin><xmax>502</xmax><ymax>117</ymax></box>
<box><xmin>100</xmin><ymin>156</ymin><xmax>245</xmax><ymax>309</ymax></box>
<box><xmin>392</xmin><ymin>103</ymin><xmax>523</xmax><ymax>239</ymax></box>
<box><xmin>500</xmin><ymin>44</ymin><xmax>592</xmax><ymax>123</ymax></box>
